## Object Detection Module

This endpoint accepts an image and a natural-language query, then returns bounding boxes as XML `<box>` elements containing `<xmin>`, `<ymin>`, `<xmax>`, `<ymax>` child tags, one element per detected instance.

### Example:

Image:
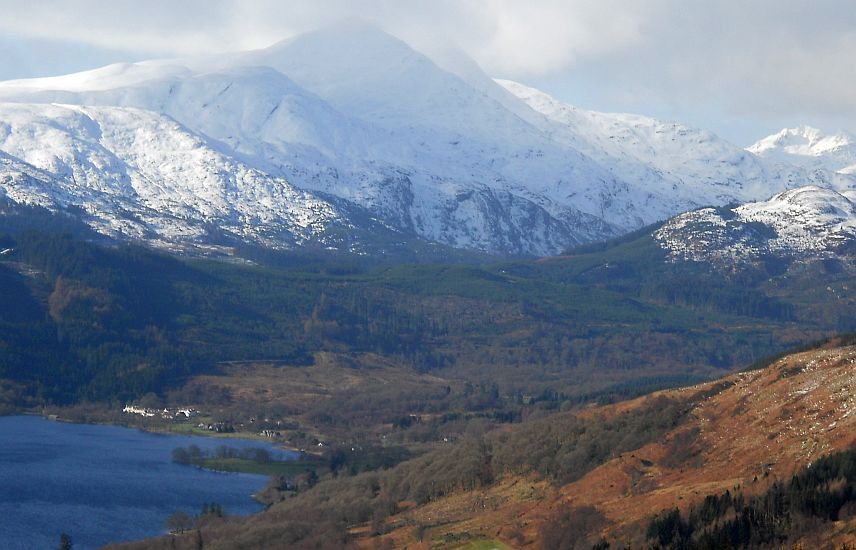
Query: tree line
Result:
<box><xmin>646</xmin><ymin>447</ymin><xmax>856</xmax><ymax>548</ymax></box>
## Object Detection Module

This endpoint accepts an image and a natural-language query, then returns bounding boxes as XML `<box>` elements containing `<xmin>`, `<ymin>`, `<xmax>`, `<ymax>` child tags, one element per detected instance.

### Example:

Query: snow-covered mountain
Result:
<box><xmin>748</xmin><ymin>126</ymin><xmax>856</xmax><ymax>177</ymax></box>
<box><xmin>655</xmin><ymin>185</ymin><xmax>856</xmax><ymax>264</ymax></box>
<box><xmin>0</xmin><ymin>24</ymin><xmax>853</xmax><ymax>256</ymax></box>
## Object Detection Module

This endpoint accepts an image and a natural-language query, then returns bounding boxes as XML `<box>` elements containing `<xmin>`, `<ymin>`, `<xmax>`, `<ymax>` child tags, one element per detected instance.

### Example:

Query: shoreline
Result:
<box><xmin>4</xmin><ymin>406</ymin><xmax>313</xmax><ymax>457</ymax></box>
<box><xmin>3</xmin><ymin>411</ymin><xmax>322</xmax><ymax>503</ymax></box>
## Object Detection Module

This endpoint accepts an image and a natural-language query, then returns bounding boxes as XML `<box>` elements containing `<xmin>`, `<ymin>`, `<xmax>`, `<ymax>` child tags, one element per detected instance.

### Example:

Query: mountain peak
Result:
<box><xmin>257</xmin><ymin>21</ymin><xmax>415</xmax><ymax>62</ymax></box>
<box><xmin>748</xmin><ymin>185</ymin><xmax>856</xmax><ymax>226</ymax></box>
<box><xmin>239</xmin><ymin>23</ymin><xmax>484</xmax><ymax>127</ymax></box>
<box><xmin>245</xmin><ymin>22</ymin><xmax>429</xmax><ymax>82</ymax></box>
<box><xmin>748</xmin><ymin>126</ymin><xmax>856</xmax><ymax>177</ymax></box>
<box><xmin>767</xmin><ymin>184</ymin><xmax>852</xmax><ymax>205</ymax></box>
<box><xmin>749</xmin><ymin>126</ymin><xmax>855</xmax><ymax>157</ymax></box>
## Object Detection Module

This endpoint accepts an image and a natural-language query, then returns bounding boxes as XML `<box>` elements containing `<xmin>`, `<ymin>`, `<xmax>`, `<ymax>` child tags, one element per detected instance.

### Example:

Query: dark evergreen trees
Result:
<box><xmin>645</xmin><ymin>447</ymin><xmax>856</xmax><ymax>548</ymax></box>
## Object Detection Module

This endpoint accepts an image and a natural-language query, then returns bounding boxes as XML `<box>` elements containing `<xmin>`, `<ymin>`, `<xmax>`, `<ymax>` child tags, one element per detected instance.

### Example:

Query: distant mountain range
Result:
<box><xmin>0</xmin><ymin>24</ymin><xmax>854</xmax><ymax>256</ymax></box>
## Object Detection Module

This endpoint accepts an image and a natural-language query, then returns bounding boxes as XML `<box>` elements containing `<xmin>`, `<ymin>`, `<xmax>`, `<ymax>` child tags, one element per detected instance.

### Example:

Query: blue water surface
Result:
<box><xmin>0</xmin><ymin>415</ymin><xmax>294</xmax><ymax>549</ymax></box>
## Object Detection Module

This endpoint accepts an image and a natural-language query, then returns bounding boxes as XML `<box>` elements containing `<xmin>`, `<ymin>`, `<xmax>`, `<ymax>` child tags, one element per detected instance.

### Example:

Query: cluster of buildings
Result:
<box><xmin>122</xmin><ymin>405</ymin><xmax>200</xmax><ymax>420</ymax></box>
<box><xmin>197</xmin><ymin>421</ymin><xmax>234</xmax><ymax>433</ymax></box>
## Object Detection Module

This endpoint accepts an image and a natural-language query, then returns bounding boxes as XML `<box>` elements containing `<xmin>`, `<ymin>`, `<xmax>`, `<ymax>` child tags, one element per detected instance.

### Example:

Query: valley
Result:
<box><xmin>1</xmin><ymin>17</ymin><xmax>856</xmax><ymax>550</ymax></box>
<box><xmin>2</xmin><ymin>219</ymin><xmax>856</xmax><ymax>547</ymax></box>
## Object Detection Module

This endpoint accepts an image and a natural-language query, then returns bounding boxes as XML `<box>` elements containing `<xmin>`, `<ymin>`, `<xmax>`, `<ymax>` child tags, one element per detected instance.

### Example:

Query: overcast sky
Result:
<box><xmin>1</xmin><ymin>0</ymin><xmax>853</xmax><ymax>145</ymax></box>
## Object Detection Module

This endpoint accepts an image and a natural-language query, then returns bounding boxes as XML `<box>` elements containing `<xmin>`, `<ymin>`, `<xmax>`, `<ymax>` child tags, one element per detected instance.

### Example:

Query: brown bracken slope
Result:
<box><xmin>372</xmin><ymin>345</ymin><xmax>856</xmax><ymax>549</ymax></box>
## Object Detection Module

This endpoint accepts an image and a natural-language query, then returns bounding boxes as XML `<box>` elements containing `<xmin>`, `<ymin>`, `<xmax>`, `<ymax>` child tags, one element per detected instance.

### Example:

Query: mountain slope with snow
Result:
<box><xmin>496</xmin><ymin>80</ymin><xmax>847</xmax><ymax>205</ymax></box>
<box><xmin>0</xmin><ymin>103</ymin><xmax>347</xmax><ymax>248</ymax></box>
<box><xmin>0</xmin><ymin>25</ymin><xmax>853</xmax><ymax>256</ymax></box>
<box><xmin>655</xmin><ymin>185</ymin><xmax>856</xmax><ymax>264</ymax></box>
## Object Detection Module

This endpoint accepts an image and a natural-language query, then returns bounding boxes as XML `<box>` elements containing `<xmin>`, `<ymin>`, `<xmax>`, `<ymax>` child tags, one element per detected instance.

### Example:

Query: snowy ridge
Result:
<box><xmin>749</xmin><ymin>126</ymin><xmax>856</xmax><ymax>176</ymax></box>
<box><xmin>496</xmin><ymin>80</ymin><xmax>841</xmax><ymax>206</ymax></box>
<box><xmin>0</xmin><ymin>103</ymin><xmax>344</xmax><ymax>248</ymax></box>
<box><xmin>0</xmin><ymin>24</ymin><xmax>853</xmax><ymax>256</ymax></box>
<box><xmin>655</xmin><ymin>186</ymin><xmax>856</xmax><ymax>263</ymax></box>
